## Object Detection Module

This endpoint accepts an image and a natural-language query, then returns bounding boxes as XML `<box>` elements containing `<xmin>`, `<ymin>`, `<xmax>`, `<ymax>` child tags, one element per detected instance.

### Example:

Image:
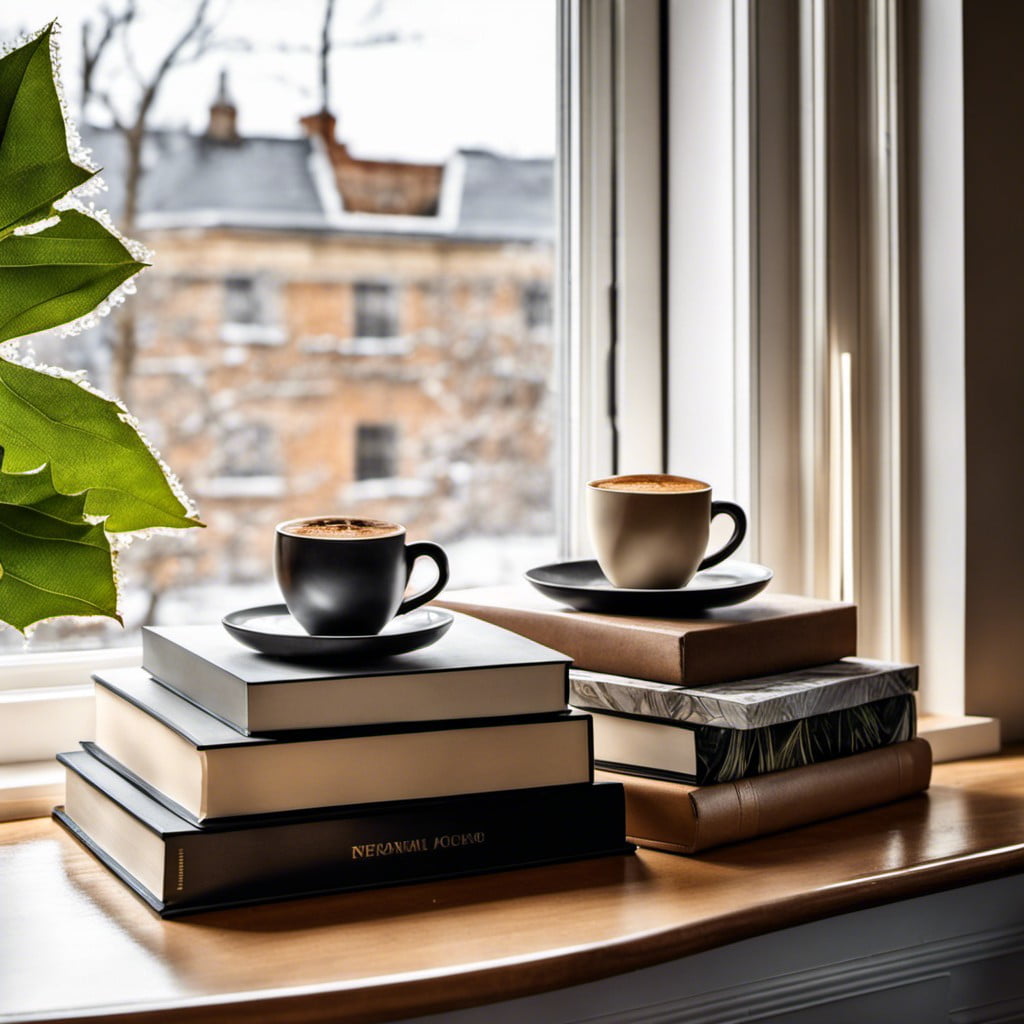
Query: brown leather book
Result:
<box><xmin>596</xmin><ymin>738</ymin><xmax>932</xmax><ymax>854</ymax></box>
<box><xmin>435</xmin><ymin>585</ymin><xmax>857</xmax><ymax>686</ymax></box>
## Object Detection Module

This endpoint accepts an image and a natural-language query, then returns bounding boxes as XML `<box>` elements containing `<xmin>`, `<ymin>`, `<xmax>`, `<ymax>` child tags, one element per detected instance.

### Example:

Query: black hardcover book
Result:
<box><xmin>142</xmin><ymin>613</ymin><xmax>571</xmax><ymax>735</ymax></box>
<box><xmin>92</xmin><ymin>668</ymin><xmax>594</xmax><ymax>823</ymax></box>
<box><xmin>588</xmin><ymin>693</ymin><xmax>916</xmax><ymax>785</ymax></box>
<box><xmin>54</xmin><ymin>749</ymin><xmax>632</xmax><ymax>918</ymax></box>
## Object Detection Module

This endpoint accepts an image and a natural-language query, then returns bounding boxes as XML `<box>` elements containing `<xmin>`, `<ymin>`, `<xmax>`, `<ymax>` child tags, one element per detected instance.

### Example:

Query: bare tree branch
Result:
<box><xmin>118</xmin><ymin>13</ymin><xmax>147</xmax><ymax>91</ymax></box>
<box><xmin>342</xmin><ymin>30</ymin><xmax>421</xmax><ymax>48</ymax></box>
<box><xmin>104</xmin><ymin>0</ymin><xmax>220</xmax><ymax>406</ymax></box>
<box><xmin>319</xmin><ymin>0</ymin><xmax>336</xmax><ymax>114</ymax></box>
<box><xmin>94</xmin><ymin>88</ymin><xmax>129</xmax><ymax>133</ymax></box>
<box><xmin>81</xmin><ymin>1</ymin><xmax>135</xmax><ymax>111</ymax></box>
<box><xmin>132</xmin><ymin>0</ymin><xmax>213</xmax><ymax>132</ymax></box>
<box><xmin>166</xmin><ymin>34</ymin><xmax>253</xmax><ymax>70</ymax></box>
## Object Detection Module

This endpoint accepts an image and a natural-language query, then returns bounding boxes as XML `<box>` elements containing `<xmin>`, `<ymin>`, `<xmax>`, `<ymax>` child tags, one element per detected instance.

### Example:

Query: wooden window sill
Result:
<box><xmin>3</xmin><ymin>748</ymin><xmax>1024</xmax><ymax>1023</ymax></box>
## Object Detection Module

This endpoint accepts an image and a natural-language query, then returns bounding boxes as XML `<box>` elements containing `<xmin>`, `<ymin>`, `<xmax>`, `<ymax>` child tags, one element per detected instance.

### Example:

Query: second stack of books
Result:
<box><xmin>439</xmin><ymin>586</ymin><xmax>932</xmax><ymax>854</ymax></box>
<box><xmin>54</xmin><ymin>613</ymin><xmax>632</xmax><ymax>916</ymax></box>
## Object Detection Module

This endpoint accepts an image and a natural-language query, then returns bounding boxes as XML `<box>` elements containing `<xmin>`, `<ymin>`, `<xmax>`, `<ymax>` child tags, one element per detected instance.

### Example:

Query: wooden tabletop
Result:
<box><xmin>4</xmin><ymin>749</ymin><xmax>1024</xmax><ymax>1024</ymax></box>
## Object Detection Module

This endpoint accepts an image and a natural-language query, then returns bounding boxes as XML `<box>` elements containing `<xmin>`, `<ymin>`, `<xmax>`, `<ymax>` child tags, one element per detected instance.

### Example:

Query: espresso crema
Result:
<box><xmin>282</xmin><ymin>517</ymin><xmax>402</xmax><ymax>539</ymax></box>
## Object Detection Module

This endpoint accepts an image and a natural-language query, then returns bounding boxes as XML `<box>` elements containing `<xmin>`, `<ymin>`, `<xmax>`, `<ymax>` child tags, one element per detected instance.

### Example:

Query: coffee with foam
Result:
<box><xmin>592</xmin><ymin>475</ymin><xmax>707</xmax><ymax>494</ymax></box>
<box><xmin>275</xmin><ymin>515</ymin><xmax>449</xmax><ymax>635</ymax></box>
<box><xmin>282</xmin><ymin>518</ymin><xmax>402</xmax><ymax>540</ymax></box>
<box><xmin>586</xmin><ymin>474</ymin><xmax>746</xmax><ymax>589</ymax></box>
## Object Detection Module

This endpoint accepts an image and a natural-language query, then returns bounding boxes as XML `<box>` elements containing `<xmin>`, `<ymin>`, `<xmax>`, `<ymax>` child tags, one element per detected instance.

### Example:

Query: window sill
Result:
<box><xmin>343</xmin><ymin>477</ymin><xmax>432</xmax><ymax>501</ymax></box>
<box><xmin>917</xmin><ymin>713</ymin><xmax>1000</xmax><ymax>763</ymax></box>
<box><xmin>195</xmin><ymin>475</ymin><xmax>287</xmax><ymax>499</ymax></box>
<box><xmin>219</xmin><ymin>323</ymin><xmax>286</xmax><ymax>345</ymax></box>
<box><xmin>0</xmin><ymin>760</ymin><xmax>62</xmax><ymax>823</ymax></box>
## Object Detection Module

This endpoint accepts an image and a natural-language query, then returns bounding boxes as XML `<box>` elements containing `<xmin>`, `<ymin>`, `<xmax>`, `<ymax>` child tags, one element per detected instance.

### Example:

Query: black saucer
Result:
<box><xmin>221</xmin><ymin>605</ymin><xmax>454</xmax><ymax>659</ymax></box>
<box><xmin>524</xmin><ymin>560</ymin><xmax>773</xmax><ymax>616</ymax></box>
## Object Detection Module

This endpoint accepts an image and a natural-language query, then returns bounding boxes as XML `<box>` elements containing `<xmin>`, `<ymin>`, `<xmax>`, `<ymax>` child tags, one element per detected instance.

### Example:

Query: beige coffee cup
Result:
<box><xmin>586</xmin><ymin>474</ymin><xmax>747</xmax><ymax>589</ymax></box>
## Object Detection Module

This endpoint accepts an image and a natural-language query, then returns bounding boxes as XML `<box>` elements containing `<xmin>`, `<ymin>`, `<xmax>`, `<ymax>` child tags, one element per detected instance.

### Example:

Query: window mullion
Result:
<box><xmin>559</xmin><ymin>0</ymin><xmax>616</xmax><ymax>558</ymax></box>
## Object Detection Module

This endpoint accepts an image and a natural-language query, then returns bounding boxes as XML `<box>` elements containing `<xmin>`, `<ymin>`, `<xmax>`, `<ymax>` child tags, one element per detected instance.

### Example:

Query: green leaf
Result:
<box><xmin>0</xmin><ymin>27</ymin><xmax>94</xmax><ymax>235</ymax></box>
<box><xmin>0</xmin><ymin>462</ymin><xmax>118</xmax><ymax>631</ymax></box>
<box><xmin>0</xmin><ymin>209</ymin><xmax>147</xmax><ymax>342</ymax></box>
<box><xmin>0</xmin><ymin>357</ymin><xmax>201</xmax><ymax>532</ymax></box>
<box><xmin>0</xmin><ymin>24</ymin><xmax>203</xmax><ymax>632</ymax></box>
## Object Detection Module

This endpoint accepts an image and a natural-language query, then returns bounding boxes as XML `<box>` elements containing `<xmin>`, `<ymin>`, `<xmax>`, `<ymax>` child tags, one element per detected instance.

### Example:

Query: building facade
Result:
<box><xmin>44</xmin><ymin>87</ymin><xmax>556</xmax><ymax>631</ymax></box>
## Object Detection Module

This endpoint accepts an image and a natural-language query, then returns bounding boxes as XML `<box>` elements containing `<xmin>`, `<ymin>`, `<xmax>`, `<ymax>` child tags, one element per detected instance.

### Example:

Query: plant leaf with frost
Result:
<box><xmin>0</xmin><ymin>358</ymin><xmax>201</xmax><ymax>532</ymax></box>
<box><xmin>0</xmin><ymin>209</ymin><xmax>147</xmax><ymax>343</ymax></box>
<box><xmin>0</xmin><ymin>25</ymin><xmax>202</xmax><ymax>633</ymax></box>
<box><xmin>0</xmin><ymin>26</ymin><xmax>95</xmax><ymax>236</ymax></box>
<box><xmin>0</xmin><ymin>463</ymin><xmax>118</xmax><ymax>631</ymax></box>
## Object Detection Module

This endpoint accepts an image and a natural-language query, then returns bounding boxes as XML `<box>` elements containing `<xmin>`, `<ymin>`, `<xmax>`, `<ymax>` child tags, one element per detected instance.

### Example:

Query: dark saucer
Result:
<box><xmin>524</xmin><ymin>560</ymin><xmax>773</xmax><ymax>616</ymax></box>
<box><xmin>221</xmin><ymin>605</ymin><xmax>454</xmax><ymax>660</ymax></box>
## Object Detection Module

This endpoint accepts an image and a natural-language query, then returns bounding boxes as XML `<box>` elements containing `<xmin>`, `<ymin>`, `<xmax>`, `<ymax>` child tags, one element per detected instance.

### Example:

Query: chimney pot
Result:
<box><xmin>206</xmin><ymin>68</ymin><xmax>239</xmax><ymax>143</ymax></box>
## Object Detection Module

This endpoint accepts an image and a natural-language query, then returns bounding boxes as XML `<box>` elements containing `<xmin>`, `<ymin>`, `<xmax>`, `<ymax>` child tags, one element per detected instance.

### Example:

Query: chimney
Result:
<box><xmin>300</xmin><ymin>109</ymin><xmax>340</xmax><ymax>150</ymax></box>
<box><xmin>206</xmin><ymin>69</ymin><xmax>239</xmax><ymax>143</ymax></box>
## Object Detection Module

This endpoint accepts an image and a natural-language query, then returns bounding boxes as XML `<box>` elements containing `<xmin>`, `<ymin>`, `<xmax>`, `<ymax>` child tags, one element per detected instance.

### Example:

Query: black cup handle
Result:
<box><xmin>399</xmin><ymin>541</ymin><xmax>450</xmax><ymax>615</ymax></box>
<box><xmin>698</xmin><ymin>501</ymin><xmax>747</xmax><ymax>572</ymax></box>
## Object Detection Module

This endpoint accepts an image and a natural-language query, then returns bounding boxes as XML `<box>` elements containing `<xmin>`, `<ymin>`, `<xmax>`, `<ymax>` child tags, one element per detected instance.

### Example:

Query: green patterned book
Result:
<box><xmin>586</xmin><ymin>693</ymin><xmax>916</xmax><ymax>785</ymax></box>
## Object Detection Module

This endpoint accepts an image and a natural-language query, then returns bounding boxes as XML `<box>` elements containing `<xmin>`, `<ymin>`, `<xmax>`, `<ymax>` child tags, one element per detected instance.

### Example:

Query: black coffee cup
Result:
<box><xmin>275</xmin><ymin>516</ymin><xmax>450</xmax><ymax>636</ymax></box>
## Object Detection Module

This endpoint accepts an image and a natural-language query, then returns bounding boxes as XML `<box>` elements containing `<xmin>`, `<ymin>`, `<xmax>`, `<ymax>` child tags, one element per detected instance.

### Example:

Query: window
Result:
<box><xmin>0</xmin><ymin>0</ymin><xmax>558</xmax><ymax>668</ymax></box>
<box><xmin>224</xmin><ymin>276</ymin><xmax>261</xmax><ymax>325</ymax></box>
<box><xmin>355</xmin><ymin>423</ymin><xmax>399</xmax><ymax>481</ymax></box>
<box><xmin>0</xmin><ymin>0</ymin><xmax>560</xmax><ymax>816</ymax></box>
<box><xmin>220</xmin><ymin>275</ymin><xmax>284</xmax><ymax>345</ymax></box>
<box><xmin>354</xmin><ymin>281</ymin><xmax>399</xmax><ymax>339</ymax></box>
<box><xmin>522</xmin><ymin>281</ymin><xmax>552</xmax><ymax>330</ymax></box>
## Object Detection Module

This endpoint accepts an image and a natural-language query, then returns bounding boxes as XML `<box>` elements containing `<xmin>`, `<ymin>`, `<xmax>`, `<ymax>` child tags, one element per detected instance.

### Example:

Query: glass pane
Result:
<box><xmin>0</xmin><ymin>0</ymin><xmax>558</xmax><ymax>652</ymax></box>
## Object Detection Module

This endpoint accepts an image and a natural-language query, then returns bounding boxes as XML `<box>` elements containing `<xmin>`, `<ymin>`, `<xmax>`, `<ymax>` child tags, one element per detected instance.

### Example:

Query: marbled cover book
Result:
<box><xmin>570</xmin><ymin>658</ymin><xmax>917</xmax><ymax>730</ymax></box>
<box><xmin>591</xmin><ymin>693</ymin><xmax>917</xmax><ymax>786</ymax></box>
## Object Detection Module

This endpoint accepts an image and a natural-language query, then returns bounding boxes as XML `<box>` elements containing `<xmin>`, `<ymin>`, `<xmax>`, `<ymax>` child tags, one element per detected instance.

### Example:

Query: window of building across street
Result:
<box><xmin>356</xmin><ymin>423</ymin><xmax>400</xmax><ymax>481</ymax></box>
<box><xmin>354</xmin><ymin>281</ymin><xmax>400</xmax><ymax>339</ymax></box>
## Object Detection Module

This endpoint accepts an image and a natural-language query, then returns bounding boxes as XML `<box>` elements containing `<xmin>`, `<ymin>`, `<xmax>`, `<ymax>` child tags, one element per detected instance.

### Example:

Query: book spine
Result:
<box><xmin>691</xmin><ymin>693</ymin><xmax>916</xmax><ymax>785</ymax></box>
<box><xmin>165</xmin><ymin>783</ymin><xmax>629</xmax><ymax>913</ymax></box>
<box><xmin>598</xmin><ymin>738</ymin><xmax>933</xmax><ymax>854</ymax></box>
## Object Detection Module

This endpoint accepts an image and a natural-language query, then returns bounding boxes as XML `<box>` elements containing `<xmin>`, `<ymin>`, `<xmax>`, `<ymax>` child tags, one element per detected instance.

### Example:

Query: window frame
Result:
<box><xmin>352</xmin><ymin>280</ymin><xmax>400</xmax><ymax>341</ymax></box>
<box><xmin>666</xmin><ymin>0</ymin><xmax>995</xmax><ymax>755</ymax></box>
<box><xmin>355</xmin><ymin>422</ymin><xmax>400</xmax><ymax>482</ymax></box>
<box><xmin>558</xmin><ymin>0</ymin><xmax>664</xmax><ymax>556</ymax></box>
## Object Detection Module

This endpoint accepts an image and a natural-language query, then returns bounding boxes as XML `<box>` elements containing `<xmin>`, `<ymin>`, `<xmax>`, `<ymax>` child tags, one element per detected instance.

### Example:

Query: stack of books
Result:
<box><xmin>53</xmin><ymin>613</ymin><xmax>632</xmax><ymax>916</ymax></box>
<box><xmin>438</xmin><ymin>586</ymin><xmax>932</xmax><ymax>854</ymax></box>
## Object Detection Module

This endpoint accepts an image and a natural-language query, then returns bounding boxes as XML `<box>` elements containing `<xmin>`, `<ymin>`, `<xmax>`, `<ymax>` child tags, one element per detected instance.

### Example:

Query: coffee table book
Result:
<box><xmin>595</xmin><ymin>738</ymin><xmax>932</xmax><ymax>854</ymax></box>
<box><xmin>570</xmin><ymin>659</ymin><xmax>918</xmax><ymax>729</ymax></box>
<box><xmin>584</xmin><ymin>693</ymin><xmax>916</xmax><ymax>785</ymax></box>
<box><xmin>54</xmin><ymin>749</ymin><xmax>632</xmax><ymax>918</ymax></box>
<box><xmin>142</xmin><ymin>612</ymin><xmax>571</xmax><ymax>735</ymax></box>
<box><xmin>435</xmin><ymin>586</ymin><xmax>857</xmax><ymax>686</ymax></box>
<box><xmin>91</xmin><ymin>668</ymin><xmax>593</xmax><ymax>824</ymax></box>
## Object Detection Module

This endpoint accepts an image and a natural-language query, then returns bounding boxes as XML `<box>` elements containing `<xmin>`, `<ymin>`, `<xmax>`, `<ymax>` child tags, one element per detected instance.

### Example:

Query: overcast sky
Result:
<box><xmin>0</xmin><ymin>0</ymin><xmax>557</xmax><ymax>161</ymax></box>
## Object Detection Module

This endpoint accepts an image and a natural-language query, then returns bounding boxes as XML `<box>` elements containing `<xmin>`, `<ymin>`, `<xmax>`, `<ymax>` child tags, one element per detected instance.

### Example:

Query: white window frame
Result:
<box><xmin>665</xmin><ymin>0</ymin><xmax>996</xmax><ymax>759</ymax></box>
<box><xmin>559</xmin><ymin>0</ymin><xmax>664</xmax><ymax>556</ymax></box>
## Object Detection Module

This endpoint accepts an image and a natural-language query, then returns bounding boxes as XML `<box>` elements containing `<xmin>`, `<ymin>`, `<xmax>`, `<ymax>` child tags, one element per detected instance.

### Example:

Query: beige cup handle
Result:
<box><xmin>698</xmin><ymin>501</ymin><xmax>747</xmax><ymax>571</ymax></box>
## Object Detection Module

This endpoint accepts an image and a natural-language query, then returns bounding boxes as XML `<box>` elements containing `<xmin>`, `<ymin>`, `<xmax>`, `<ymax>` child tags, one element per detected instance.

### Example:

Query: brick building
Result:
<box><xmin>76</xmin><ymin>82</ymin><xmax>555</xmax><ymax>611</ymax></box>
